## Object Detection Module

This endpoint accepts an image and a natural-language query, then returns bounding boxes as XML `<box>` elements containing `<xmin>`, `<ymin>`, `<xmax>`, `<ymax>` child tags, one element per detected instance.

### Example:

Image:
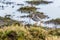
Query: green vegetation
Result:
<box><xmin>0</xmin><ymin>16</ymin><xmax>60</xmax><ymax>40</ymax></box>
<box><xmin>0</xmin><ymin>25</ymin><xmax>60</xmax><ymax>40</ymax></box>
<box><xmin>0</xmin><ymin>16</ymin><xmax>22</xmax><ymax>28</ymax></box>
<box><xmin>45</xmin><ymin>18</ymin><xmax>60</xmax><ymax>25</ymax></box>
<box><xmin>18</xmin><ymin>0</ymin><xmax>50</xmax><ymax>26</ymax></box>
<box><xmin>45</xmin><ymin>18</ymin><xmax>60</xmax><ymax>28</ymax></box>
<box><xmin>49</xmin><ymin>29</ymin><xmax>60</xmax><ymax>36</ymax></box>
<box><xmin>0</xmin><ymin>0</ymin><xmax>59</xmax><ymax>40</ymax></box>
<box><xmin>18</xmin><ymin>6</ymin><xmax>37</xmax><ymax>13</ymax></box>
<box><xmin>26</xmin><ymin>1</ymin><xmax>53</xmax><ymax>5</ymax></box>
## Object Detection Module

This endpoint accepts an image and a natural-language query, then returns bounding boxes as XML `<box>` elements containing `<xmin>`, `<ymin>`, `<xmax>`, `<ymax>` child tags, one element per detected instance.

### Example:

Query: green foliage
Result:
<box><xmin>18</xmin><ymin>6</ymin><xmax>37</xmax><ymax>13</ymax></box>
<box><xmin>0</xmin><ymin>30</ymin><xmax>17</xmax><ymax>40</ymax></box>
<box><xmin>17</xmin><ymin>31</ymin><xmax>24</xmax><ymax>38</ymax></box>
<box><xmin>0</xmin><ymin>26</ymin><xmax>60</xmax><ymax>40</ymax></box>
<box><xmin>26</xmin><ymin>1</ymin><xmax>52</xmax><ymax>5</ymax></box>
<box><xmin>49</xmin><ymin>29</ymin><xmax>60</xmax><ymax>36</ymax></box>
<box><xmin>45</xmin><ymin>18</ymin><xmax>60</xmax><ymax>25</ymax></box>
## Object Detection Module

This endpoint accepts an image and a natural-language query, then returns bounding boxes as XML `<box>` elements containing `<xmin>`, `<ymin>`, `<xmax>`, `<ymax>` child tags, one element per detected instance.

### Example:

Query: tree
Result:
<box><xmin>26</xmin><ymin>0</ymin><xmax>52</xmax><ymax>6</ymax></box>
<box><xmin>45</xmin><ymin>18</ymin><xmax>60</xmax><ymax>28</ymax></box>
<box><xmin>18</xmin><ymin>6</ymin><xmax>37</xmax><ymax>13</ymax></box>
<box><xmin>4</xmin><ymin>15</ymin><xmax>11</xmax><ymax>20</ymax></box>
<box><xmin>18</xmin><ymin>0</ymin><xmax>52</xmax><ymax>26</ymax></box>
<box><xmin>20</xmin><ymin>11</ymin><xmax>49</xmax><ymax>26</ymax></box>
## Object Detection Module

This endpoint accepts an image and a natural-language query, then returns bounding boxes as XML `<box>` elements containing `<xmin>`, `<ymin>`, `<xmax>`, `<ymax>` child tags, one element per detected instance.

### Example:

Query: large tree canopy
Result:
<box><xmin>17</xmin><ymin>0</ymin><xmax>53</xmax><ymax>26</ymax></box>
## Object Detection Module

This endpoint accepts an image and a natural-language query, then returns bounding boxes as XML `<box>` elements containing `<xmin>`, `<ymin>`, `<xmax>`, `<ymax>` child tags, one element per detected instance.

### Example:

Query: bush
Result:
<box><xmin>28</xmin><ymin>27</ymin><xmax>47</xmax><ymax>40</ymax></box>
<box><xmin>49</xmin><ymin>29</ymin><xmax>60</xmax><ymax>36</ymax></box>
<box><xmin>4</xmin><ymin>30</ymin><xmax>17</xmax><ymax>40</ymax></box>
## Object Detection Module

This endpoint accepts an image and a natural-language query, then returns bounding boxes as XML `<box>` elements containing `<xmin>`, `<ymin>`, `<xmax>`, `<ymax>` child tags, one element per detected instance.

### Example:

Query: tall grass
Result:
<box><xmin>0</xmin><ymin>25</ymin><xmax>60</xmax><ymax>40</ymax></box>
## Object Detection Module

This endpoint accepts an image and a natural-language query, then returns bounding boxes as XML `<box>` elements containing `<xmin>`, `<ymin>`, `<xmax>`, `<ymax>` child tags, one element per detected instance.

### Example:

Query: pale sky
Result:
<box><xmin>0</xmin><ymin>0</ymin><xmax>60</xmax><ymax>20</ymax></box>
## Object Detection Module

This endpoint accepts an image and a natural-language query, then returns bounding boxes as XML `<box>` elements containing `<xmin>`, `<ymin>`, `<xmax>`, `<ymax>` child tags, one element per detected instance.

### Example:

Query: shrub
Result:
<box><xmin>49</xmin><ymin>29</ymin><xmax>60</xmax><ymax>36</ymax></box>
<box><xmin>4</xmin><ymin>30</ymin><xmax>17</xmax><ymax>40</ymax></box>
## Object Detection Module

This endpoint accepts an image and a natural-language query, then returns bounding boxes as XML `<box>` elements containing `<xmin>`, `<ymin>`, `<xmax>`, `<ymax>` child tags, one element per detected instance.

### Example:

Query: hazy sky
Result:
<box><xmin>38</xmin><ymin>0</ymin><xmax>60</xmax><ymax>19</ymax></box>
<box><xmin>0</xmin><ymin>0</ymin><xmax>60</xmax><ymax>20</ymax></box>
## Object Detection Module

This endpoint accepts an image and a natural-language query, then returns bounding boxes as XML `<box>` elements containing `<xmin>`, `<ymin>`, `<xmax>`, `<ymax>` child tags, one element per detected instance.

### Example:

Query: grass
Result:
<box><xmin>0</xmin><ymin>24</ymin><xmax>60</xmax><ymax>40</ymax></box>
